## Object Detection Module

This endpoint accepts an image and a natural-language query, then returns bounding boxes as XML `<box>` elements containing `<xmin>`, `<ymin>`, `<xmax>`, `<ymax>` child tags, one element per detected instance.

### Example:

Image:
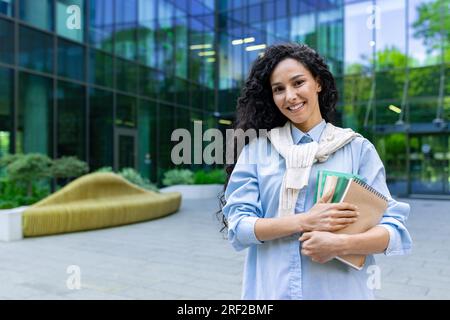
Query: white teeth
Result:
<box><xmin>288</xmin><ymin>102</ymin><xmax>304</xmax><ymax>111</ymax></box>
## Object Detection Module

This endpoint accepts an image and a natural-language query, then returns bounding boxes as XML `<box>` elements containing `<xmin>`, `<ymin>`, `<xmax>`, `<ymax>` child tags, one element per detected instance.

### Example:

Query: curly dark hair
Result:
<box><xmin>216</xmin><ymin>42</ymin><xmax>338</xmax><ymax>233</ymax></box>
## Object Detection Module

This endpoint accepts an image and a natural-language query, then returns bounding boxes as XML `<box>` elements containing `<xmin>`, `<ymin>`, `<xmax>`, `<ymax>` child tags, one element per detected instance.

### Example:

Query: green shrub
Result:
<box><xmin>162</xmin><ymin>169</ymin><xmax>194</xmax><ymax>186</ymax></box>
<box><xmin>96</xmin><ymin>166</ymin><xmax>113</xmax><ymax>173</ymax></box>
<box><xmin>51</xmin><ymin>156</ymin><xmax>89</xmax><ymax>179</ymax></box>
<box><xmin>0</xmin><ymin>176</ymin><xmax>51</xmax><ymax>209</ymax></box>
<box><xmin>0</xmin><ymin>154</ymin><xmax>22</xmax><ymax>168</ymax></box>
<box><xmin>6</xmin><ymin>153</ymin><xmax>52</xmax><ymax>196</ymax></box>
<box><xmin>119</xmin><ymin>167</ymin><xmax>159</xmax><ymax>192</ymax></box>
<box><xmin>193</xmin><ymin>169</ymin><xmax>226</xmax><ymax>184</ymax></box>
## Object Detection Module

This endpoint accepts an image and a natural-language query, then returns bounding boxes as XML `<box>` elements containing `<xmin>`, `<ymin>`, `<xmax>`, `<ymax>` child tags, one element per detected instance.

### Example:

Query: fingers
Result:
<box><xmin>330</xmin><ymin>223</ymin><xmax>354</xmax><ymax>231</ymax></box>
<box><xmin>332</xmin><ymin>210</ymin><xmax>360</xmax><ymax>218</ymax></box>
<box><xmin>299</xmin><ymin>232</ymin><xmax>312</xmax><ymax>242</ymax></box>
<box><xmin>332</xmin><ymin>202</ymin><xmax>358</xmax><ymax>211</ymax></box>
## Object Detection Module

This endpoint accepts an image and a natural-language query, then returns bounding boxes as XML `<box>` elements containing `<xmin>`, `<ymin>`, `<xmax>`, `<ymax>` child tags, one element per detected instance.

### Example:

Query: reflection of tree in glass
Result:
<box><xmin>412</xmin><ymin>0</ymin><xmax>449</xmax><ymax>58</ymax></box>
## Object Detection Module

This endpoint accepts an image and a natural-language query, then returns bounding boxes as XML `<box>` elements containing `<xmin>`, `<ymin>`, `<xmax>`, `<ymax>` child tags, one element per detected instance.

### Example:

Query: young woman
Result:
<box><xmin>220</xmin><ymin>43</ymin><xmax>412</xmax><ymax>300</ymax></box>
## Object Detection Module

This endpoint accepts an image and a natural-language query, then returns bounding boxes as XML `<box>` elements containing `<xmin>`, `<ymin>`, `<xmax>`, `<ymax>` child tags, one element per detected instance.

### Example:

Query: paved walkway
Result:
<box><xmin>0</xmin><ymin>197</ymin><xmax>449</xmax><ymax>299</ymax></box>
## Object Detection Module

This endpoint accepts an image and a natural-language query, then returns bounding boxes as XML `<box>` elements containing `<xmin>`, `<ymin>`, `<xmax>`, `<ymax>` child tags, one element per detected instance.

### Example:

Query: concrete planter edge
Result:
<box><xmin>0</xmin><ymin>206</ymin><xmax>28</xmax><ymax>242</ymax></box>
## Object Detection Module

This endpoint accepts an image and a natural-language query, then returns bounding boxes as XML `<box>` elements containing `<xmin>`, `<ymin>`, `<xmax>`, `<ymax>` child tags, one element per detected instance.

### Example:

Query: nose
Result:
<box><xmin>285</xmin><ymin>86</ymin><xmax>298</xmax><ymax>104</ymax></box>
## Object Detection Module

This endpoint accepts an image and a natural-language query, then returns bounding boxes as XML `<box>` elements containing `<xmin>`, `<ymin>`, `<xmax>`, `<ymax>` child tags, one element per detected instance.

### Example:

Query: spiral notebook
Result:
<box><xmin>314</xmin><ymin>171</ymin><xmax>388</xmax><ymax>270</ymax></box>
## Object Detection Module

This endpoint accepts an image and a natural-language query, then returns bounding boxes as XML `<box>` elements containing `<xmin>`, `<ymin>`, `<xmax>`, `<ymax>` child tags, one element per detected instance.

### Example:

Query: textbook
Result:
<box><xmin>314</xmin><ymin>170</ymin><xmax>388</xmax><ymax>270</ymax></box>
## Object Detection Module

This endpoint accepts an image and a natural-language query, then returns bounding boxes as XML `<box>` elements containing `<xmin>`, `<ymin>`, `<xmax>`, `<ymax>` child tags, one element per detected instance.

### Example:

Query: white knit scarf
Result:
<box><xmin>268</xmin><ymin>121</ymin><xmax>362</xmax><ymax>217</ymax></box>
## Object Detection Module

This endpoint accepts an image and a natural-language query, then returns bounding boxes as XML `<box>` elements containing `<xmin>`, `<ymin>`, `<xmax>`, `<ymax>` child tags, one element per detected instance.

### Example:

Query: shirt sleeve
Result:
<box><xmin>357</xmin><ymin>139</ymin><xmax>413</xmax><ymax>256</ymax></box>
<box><xmin>222</xmin><ymin>142</ymin><xmax>264</xmax><ymax>252</ymax></box>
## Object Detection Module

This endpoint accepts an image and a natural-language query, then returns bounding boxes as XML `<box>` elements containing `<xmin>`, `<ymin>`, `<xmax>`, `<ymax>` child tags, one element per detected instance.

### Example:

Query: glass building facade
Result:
<box><xmin>0</xmin><ymin>0</ymin><xmax>448</xmax><ymax>196</ymax></box>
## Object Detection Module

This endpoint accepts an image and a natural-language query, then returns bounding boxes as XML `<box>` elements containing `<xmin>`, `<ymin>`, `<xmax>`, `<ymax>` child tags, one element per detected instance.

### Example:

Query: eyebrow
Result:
<box><xmin>271</xmin><ymin>74</ymin><xmax>305</xmax><ymax>87</ymax></box>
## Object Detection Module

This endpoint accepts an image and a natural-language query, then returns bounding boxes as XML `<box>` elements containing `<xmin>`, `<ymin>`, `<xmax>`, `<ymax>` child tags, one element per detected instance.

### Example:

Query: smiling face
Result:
<box><xmin>270</xmin><ymin>58</ymin><xmax>323</xmax><ymax>132</ymax></box>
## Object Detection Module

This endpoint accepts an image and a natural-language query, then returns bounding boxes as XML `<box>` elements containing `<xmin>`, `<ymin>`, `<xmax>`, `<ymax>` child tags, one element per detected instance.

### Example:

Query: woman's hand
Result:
<box><xmin>300</xmin><ymin>189</ymin><xmax>359</xmax><ymax>232</ymax></box>
<box><xmin>299</xmin><ymin>231</ymin><xmax>347</xmax><ymax>264</ymax></box>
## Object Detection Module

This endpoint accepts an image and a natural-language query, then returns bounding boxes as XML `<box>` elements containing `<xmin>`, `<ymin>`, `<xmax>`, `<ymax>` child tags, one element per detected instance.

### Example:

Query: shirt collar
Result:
<box><xmin>291</xmin><ymin>119</ymin><xmax>326</xmax><ymax>145</ymax></box>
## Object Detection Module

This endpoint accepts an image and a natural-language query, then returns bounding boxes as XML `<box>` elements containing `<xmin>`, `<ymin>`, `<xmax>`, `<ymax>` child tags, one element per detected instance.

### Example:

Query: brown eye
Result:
<box><xmin>294</xmin><ymin>80</ymin><xmax>304</xmax><ymax>86</ymax></box>
<box><xmin>273</xmin><ymin>87</ymin><xmax>284</xmax><ymax>93</ymax></box>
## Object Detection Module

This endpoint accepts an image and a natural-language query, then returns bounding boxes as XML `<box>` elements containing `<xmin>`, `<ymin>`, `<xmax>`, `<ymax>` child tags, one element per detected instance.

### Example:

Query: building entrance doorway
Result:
<box><xmin>114</xmin><ymin>128</ymin><xmax>137</xmax><ymax>171</ymax></box>
<box><xmin>409</xmin><ymin>134</ymin><xmax>449</xmax><ymax>195</ymax></box>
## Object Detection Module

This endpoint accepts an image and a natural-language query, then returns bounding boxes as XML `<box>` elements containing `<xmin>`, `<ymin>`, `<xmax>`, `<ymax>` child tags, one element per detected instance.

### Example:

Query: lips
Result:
<box><xmin>287</xmin><ymin>102</ymin><xmax>305</xmax><ymax>112</ymax></box>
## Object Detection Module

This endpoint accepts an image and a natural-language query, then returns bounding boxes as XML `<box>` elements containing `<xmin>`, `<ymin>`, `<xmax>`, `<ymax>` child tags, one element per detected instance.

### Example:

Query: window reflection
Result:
<box><xmin>89</xmin><ymin>88</ymin><xmax>113</xmax><ymax>170</ymax></box>
<box><xmin>18</xmin><ymin>72</ymin><xmax>53</xmax><ymax>155</ymax></box>
<box><xmin>115</xmin><ymin>0</ymin><xmax>137</xmax><ymax>60</ymax></box>
<box><xmin>0</xmin><ymin>0</ymin><xmax>13</xmax><ymax>16</ymax></box>
<box><xmin>89</xmin><ymin>0</ymin><xmax>114</xmax><ymax>52</ymax></box>
<box><xmin>0</xmin><ymin>18</ymin><xmax>13</xmax><ymax>64</ymax></box>
<box><xmin>58</xmin><ymin>39</ymin><xmax>85</xmax><ymax>81</ymax></box>
<box><xmin>19</xmin><ymin>0</ymin><xmax>53</xmax><ymax>30</ymax></box>
<box><xmin>57</xmin><ymin>81</ymin><xmax>86</xmax><ymax>159</ymax></box>
<box><xmin>19</xmin><ymin>26</ymin><xmax>54</xmax><ymax>73</ymax></box>
<box><xmin>0</xmin><ymin>67</ymin><xmax>13</xmax><ymax>156</ymax></box>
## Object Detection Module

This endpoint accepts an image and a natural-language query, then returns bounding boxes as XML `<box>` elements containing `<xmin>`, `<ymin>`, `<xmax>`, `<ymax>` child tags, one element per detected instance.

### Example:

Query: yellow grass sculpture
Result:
<box><xmin>22</xmin><ymin>172</ymin><xmax>182</xmax><ymax>237</ymax></box>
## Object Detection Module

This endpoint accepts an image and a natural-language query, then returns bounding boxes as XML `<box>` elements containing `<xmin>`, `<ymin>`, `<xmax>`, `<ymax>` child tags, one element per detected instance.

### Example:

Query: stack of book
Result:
<box><xmin>313</xmin><ymin>170</ymin><xmax>389</xmax><ymax>270</ymax></box>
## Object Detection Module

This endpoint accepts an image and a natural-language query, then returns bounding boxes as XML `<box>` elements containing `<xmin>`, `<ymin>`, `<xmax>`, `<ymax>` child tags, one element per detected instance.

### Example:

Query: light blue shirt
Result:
<box><xmin>223</xmin><ymin>120</ymin><xmax>412</xmax><ymax>300</ymax></box>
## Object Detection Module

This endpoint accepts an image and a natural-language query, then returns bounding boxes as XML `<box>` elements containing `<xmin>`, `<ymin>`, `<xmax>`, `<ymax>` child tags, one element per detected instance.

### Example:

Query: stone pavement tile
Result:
<box><xmin>59</xmin><ymin>290</ymin><xmax>130</xmax><ymax>300</ymax></box>
<box><xmin>375</xmin><ymin>282</ymin><xmax>429</xmax><ymax>300</ymax></box>
<box><xmin>146</xmin><ymin>280</ymin><xmax>221</xmax><ymax>300</ymax></box>
<box><xmin>113</xmin><ymin>284</ymin><xmax>183</xmax><ymax>300</ymax></box>
<box><xmin>0</xmin><ymin>282</ymin><xmax>49</xmax><ymax>299</ymax></box>
<box><xmin>208</xmin><ymin>291</ymin><xmax>241</xmax><ymax>300</ymax></box>
<box><xmin>184</xmin><ymin>276</ymin><xmax>241</xmax><ymax>296</ymax></box>
<box><xmin>425</xmin><ymin>287</ymin><xmax>450</xmax><ymax>299</ymax></box>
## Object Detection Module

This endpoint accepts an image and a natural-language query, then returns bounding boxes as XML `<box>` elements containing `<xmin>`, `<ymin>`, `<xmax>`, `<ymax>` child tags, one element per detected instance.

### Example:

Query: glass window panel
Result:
<box><xmin>189</xmin><ymin>17</ymin><xmax>205</xmax><ymax>83</ymax></box>
<box><xmin>0</xmin><ymin>0</ymin><xmax>14</xmax><ymax>16</ymax></box>
<box><xmin>408</xmin><ymin>64</ymin><xmax>441</xmax><ymax>98</ymax></box>
<box><xmin>409</xmin><ymin>0</ymin><xmax>447</xmax><ymax>67</ymax></box>
<box><xmin>115</xmin><ymin>0</ymin><xmax>137</xmax><ymax>60</ymax></box>
<box><xmin>375</xmin><ymin>0</ymin><xmax>406</xmax><ymax>71</ymax></box>
<box><xmin>174</xmin><ymin>77</ymin><xmax>188</xmax><ymax>106</ymax></box>
<box><xmin>157</xmin><ymin>103</ymin><xmax>175</xmax><ymax>181</ymax></box>
<box><xmin>19</xmin><ymin>0</ymin><xmax>53</xmax><ymax>30</ymax></box>
<box><xmin>248</xmin><ymin>4</ymin><xmax>262</xmax><ymax>24</ymax></box>
<box><xmin>139</xmin><ymin>66</ymin><xmax>160</xmax><ymax>99</ymax></box>
<box><xmin>375</xmin><ymin>99</ymin><xmax>402</xmax><ymax>125</ymax></box>
<box><xmin>138</xmin><ymin>99</ymin><xmax>157</xmax><ymax>181</ymax></box>
<box><xmin>17</xmin><ymin>72</ymin><xmax>53</xmax><ymax>155</ymax></box>
<box><xmin>116</xmin><ymin>58</ymin><xmax>138</xmax><ymax>93</ymax></box>
<box><xmin>290</xmin><ymin>6</ymin><xmax>316</xmax><ymax>48</ymax></box>
<box><xmin>89</xmin><ymin>88</ymin><xmax>113</xmax><ymax>170</ymax></box>
<box><xmin>116</xmin><ymin>94</ymin><xmax>137</xmax><ymax>128</ymax></box>
<box><xmin>375</xmin><ymin>134</ymin><xmax>408</xmax><ymax>196</ymax></box>
<box><xmin>318</xmin><ymin>7</ymin><xmax>344</xmax><ymax>75</ymax></box>
<box><xmin>56</xmin><ymin>0</ymin><xmax>85</xmax><ymax>42</ymax></box>
<box><xmin>156</xmin><ymin>0</ymin><xmax>174</xmax><ymax>73</ymax></box>
<box><xmin>409</xmin><ymin>97</ymin><xmax>439</xmax><ymax>123</ymax></box>
<box><xmin>0</xmin><ymin>67</ymin><xmax>13</xmax><ymax>156</ymax></box>
<box><xmin>175</xmin><ymin>14</ymin><xmax>188</xmax><ymax>79</ymax></box>
<box><xmin>57</xmin><ymin>39</ymin><xmax>85</xmax><ymax>81</ymax></box>
<box><xmin>218</xmin><ymin>33</ymin><xmax>231</xmax><ymax>90</ymax></box>
<box><xmin>19</xmin><ymin>26</ymin><xmax>54</xmax><ymax>73</ymax></box>
<box><xmin>138</xmin><ymin>0</ymin><xmax>156</xmax><ymax>67</ymax></box>
<box><xmin>89</xmin><ymin>49</ymin><xmax>113</xmax><ymax>88</ymax></box>
<box><xmin>89</xmin><ymin>0</ymin><xmax>114</xmax><ymax>52</ymax></box>
<box><xmin>159</xmin><ymin>72</ymin><xmax>175</xmax><ymax>103</ymax></box>
<box><xmin>0</xmin><ymin>18</ymin><xmax>14</xmax><ymax>64</ymax></box>
<box><xmin>56</xmin><ymin>81</ymin><xmax>86</xmax><ymax>159</ymax></box>
<box><xmin>344</xmin><ymin>1</ymin><xmax>373</xmax><ymax>74</ymax></box>
<box><xmin>375</xmin><ymin>69</ymin><xmax>405</xmax><ymax>100</ymax></box>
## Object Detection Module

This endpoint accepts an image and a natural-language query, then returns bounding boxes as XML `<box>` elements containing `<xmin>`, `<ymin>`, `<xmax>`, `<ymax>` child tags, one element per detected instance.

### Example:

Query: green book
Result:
<box><xmin>314</xmin><ymin>170</ymin><xmax>366</xmax><ymax>203</ymax></box>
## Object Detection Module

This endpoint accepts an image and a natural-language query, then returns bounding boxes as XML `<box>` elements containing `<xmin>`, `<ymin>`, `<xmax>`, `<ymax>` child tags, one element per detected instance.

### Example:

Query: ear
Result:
<box><xmin>315</xmin><ymin>77</ymin><xmax>322</xmax><ymax>93</ymax></box>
